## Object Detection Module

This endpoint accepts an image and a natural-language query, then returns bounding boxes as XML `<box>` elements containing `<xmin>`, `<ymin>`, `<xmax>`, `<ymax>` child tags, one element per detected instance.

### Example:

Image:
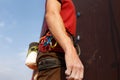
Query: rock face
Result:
<box><xmin>73</xmin><ymin>0</ymin><xmax>120</xmax><ymax>80</ymax></box>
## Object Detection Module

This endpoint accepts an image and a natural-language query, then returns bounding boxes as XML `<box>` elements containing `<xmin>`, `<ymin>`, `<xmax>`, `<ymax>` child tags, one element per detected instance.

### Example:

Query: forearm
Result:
<box><xmin>45</xmin><ymin>12</ymin><xmax>75</xmax><ymax>53</ymax></box>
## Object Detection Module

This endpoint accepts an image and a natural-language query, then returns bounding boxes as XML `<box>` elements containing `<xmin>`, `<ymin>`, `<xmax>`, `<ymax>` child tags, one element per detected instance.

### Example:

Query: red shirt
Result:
<box><xmin>40</xmin><ymin>0</ymin><xmax>76</xmax><ymax>36</ymax></box>
<box><xmin>39</xmin><ymin>0</ymin><xmax>76</xmax><ymax>52</ymax></box>
<box><xmin>60</xmin><ymin>0</ymin><xmax>76</xmax><ymax>36</ymax></box>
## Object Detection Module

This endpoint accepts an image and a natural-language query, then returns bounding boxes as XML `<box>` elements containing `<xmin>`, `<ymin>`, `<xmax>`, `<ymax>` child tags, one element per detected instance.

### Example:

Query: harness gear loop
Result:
<box><xmin>50</xmin><ymin>41</ymin><xmax>58</xmax><ymax>48</ymax></box>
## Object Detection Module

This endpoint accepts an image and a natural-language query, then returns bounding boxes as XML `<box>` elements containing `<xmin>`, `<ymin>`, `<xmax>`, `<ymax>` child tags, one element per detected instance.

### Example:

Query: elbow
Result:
<box><xmin>45</xmin><ymin>12</ymin><xmax>54</xmax><ymax>21</ymax></box>
<box><xmin>45</xmin><ymin>11</ymin><xmax>59</xmax><ymax>29</ymax></box>
<box><xmin>45</xmin><ymin>11</ymin><xmax>53</xmax><ymax>19</ymax></box>
<box><xmin>45</xmin><ymin>12</ymin><xmax>52</xmax><ymax>22</ymax></box>
<box><xmin>45</xmin><ymin>12</ymin><xmax>54</xmax><ymax>29</ymax></box>
<box><xmin>45</xmin><ymin>11</ymin><xmax>59</xmax><ymax>22</ymax></box>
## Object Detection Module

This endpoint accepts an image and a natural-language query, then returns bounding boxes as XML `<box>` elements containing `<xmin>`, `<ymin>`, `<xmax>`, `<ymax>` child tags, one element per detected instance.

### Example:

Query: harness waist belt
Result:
<box><xmin>38</xmin><ymin>58</ymin><xmax>66</xmax><ymax>71</ymax></box>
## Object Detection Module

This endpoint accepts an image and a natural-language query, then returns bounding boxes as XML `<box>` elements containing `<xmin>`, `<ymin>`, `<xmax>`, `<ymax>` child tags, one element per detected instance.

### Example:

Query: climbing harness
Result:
<box><xmin>39</xmin><ymin>31</ymin><xmax>57</xmax><ymax>52</ymax></box>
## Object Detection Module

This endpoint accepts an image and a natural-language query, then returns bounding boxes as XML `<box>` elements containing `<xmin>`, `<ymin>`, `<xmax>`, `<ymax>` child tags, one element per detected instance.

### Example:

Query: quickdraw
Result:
<box><xmin>40</xmin><ymin>31</ymin><xmax>57</xmax><ymax>50</ymax></box>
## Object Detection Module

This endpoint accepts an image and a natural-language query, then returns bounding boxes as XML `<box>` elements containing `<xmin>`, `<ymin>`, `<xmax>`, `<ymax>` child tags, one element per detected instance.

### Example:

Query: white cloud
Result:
<box><xmin>0</xmin><ymin>21</ymin><xmax>5</xmax><ymax>28</ymax></box>
<box><xmin>0</xmin><ymin>11</ymin><xmax>17</xmax><ymax>29</ymax></box>
<box><xmin>5</xmin><ymin>37</ymin><xmax>13</xmax><ymax>43</ymax></box>
<box><xmin>0</xmin><ymin>34</ymin><xmax>3</xmax><ymax>38</ymax></box>
<box><xmin>0</xmin><ymin>35</ymin><xmax>13</xmax><ymax>50</ymax></box>
<box><xmin>0</xmin><ymin>62</ymin><xmax>32</xmax><ymax>80</ymax></box>
<box><xmin>0</xmin><ymin>49</ymin><xmax>32</xmax><ymax>80</ymax></box>
<box><xmin>17</xmin><ymin>50</ymin><xmax>33</xmax><ymax>80</ymax></box>
<box><xmin>18</xmin><ymin>49</ymin><xmax>28</xmax><ymax>60</ymax></box>
<box><xmin>0</xmin><ymin>66</ymin><xmax>13</xmax><ymax>75</ymax></box>
<box><xmin>0</xmin><ymin>35</ymin><xmax>13</xmax><ymax>43</ymax></box>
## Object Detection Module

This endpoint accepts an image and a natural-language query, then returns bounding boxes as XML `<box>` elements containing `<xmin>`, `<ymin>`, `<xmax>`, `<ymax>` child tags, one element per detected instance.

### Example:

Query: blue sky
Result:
<box><xmin>0</xmin><ymin>0</ymin><xmax>45</xmax><ymax>80</ymax></box>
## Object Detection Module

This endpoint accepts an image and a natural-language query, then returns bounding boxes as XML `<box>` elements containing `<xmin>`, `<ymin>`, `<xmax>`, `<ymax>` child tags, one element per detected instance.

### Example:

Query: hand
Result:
<box><xmin>65</xmin><ymin>46</ymin><xmax>84</xmax><ymax>80</ymax></box>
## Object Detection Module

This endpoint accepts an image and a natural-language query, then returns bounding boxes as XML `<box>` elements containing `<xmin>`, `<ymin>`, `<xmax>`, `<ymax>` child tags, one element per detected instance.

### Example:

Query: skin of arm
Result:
<box><xmin>45</xmin><ymin>0</ymin><xmax>84</xmax><ymax>80</ymax></box>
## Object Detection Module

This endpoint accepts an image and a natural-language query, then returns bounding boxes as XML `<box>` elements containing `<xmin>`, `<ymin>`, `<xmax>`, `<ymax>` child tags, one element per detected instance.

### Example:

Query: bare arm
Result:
<box><xmin>45</xmin><ymin>0</ymin><xmax>72</xmax><ymax>52</ymax></box>
<box><xmin>45</xmin><ymin>0</ymin><xmax>84</xmax><ymax>80</ymax></box>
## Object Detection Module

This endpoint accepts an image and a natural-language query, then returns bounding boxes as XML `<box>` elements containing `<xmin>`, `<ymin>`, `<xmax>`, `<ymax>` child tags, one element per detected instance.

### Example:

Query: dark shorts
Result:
<box><xmin>37</xmin><ymin>67</ymin><xmax>66</xmax><ymax>80</ymax></box>
<box><xmin>36</xmin><ymin>52</ymin><xmax>66</xmax><ymax>80</ymax></box>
